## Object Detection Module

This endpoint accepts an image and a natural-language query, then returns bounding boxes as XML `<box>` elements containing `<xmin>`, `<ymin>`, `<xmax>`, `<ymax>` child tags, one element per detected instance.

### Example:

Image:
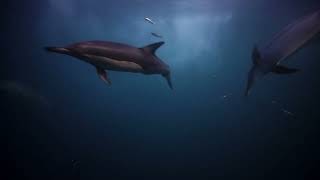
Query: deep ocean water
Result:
<box><xmin>2</xmin><ymin>0</ymin><xmax>320</xmax><ymax>179</ymax></box>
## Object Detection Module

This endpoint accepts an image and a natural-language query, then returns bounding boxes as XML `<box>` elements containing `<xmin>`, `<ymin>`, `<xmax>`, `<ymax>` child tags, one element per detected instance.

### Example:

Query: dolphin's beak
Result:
<box><xmin>163</xmin><ymin>73</ymin><xmax>173</xmax><ymax>90</ymax></box>
<box><xmin>45</xmin><ymin>47</ymin><xmax>70</xmax><ymax>54</ymax></box>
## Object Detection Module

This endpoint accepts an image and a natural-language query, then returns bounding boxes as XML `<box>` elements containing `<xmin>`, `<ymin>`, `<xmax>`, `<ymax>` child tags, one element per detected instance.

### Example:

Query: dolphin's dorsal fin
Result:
<box><xmin>141</xmin><ymin>41</ymin><xmax>164</xmax><ymax>54</ymax></box>
<box><xmin>252</xmin><ymin>45</ymin><xmax>261</xmax><ymax>65</ymax></box>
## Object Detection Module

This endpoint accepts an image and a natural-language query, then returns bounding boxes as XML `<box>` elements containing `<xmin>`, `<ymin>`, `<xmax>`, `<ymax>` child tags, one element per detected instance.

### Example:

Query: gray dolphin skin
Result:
<box><xmin>45</xmin><ymin>41</ymin><xmax>172</xmax><ymax>89</ymax></box>
<box><xmin>246</xmin><ymin>10</ymin><xmax>320</xmax><ymax>96</ymax></box>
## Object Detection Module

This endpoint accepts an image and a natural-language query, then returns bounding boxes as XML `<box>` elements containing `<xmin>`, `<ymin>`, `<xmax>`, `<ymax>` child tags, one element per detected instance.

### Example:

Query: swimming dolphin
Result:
<box><xmin>245</xmin><ymin>10</ymin><xmax>320</xmax><ymax>96</ymax></box>
<box><xmin>45</xmin><ymin>41</ymin><xmax>172</xmax><ymax>89</ymax></box>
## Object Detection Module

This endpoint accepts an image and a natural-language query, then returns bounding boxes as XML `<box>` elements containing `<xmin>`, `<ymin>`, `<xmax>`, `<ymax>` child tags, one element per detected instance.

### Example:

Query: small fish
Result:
<box><xmin>151</xmin><ymin>32</ymin><xmax>163</xmax><ymax>38</ymax></box>
<box><xmin>145</xmin><ymin>17</ymin><xmax>155</xmax><ymax>24</ymax></box>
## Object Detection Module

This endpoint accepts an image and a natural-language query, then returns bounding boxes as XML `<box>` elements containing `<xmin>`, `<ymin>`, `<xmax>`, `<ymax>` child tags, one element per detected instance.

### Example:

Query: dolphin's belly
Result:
<box><xmin>84</xmin><ymin>54</ymin><xmax>144</xmax><ymax>73</ymax></box>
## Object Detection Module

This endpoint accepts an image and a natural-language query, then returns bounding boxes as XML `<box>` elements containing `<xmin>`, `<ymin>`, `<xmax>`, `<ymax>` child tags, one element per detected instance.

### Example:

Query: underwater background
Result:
<box><xmin>2</xmin><ymin>0</ymin><xmax>320</xmax><ymax>179</ymax></box>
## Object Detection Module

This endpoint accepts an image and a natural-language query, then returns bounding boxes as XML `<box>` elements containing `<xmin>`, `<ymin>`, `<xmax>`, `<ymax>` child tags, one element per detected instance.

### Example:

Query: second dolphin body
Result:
<box><xmin>246</xmin><ymin>10</ymin><xmax>320</xmax><ymax>96</ymax></box>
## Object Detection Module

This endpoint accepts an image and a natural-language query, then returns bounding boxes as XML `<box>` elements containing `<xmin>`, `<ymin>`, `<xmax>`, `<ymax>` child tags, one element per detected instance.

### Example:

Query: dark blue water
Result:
<box><xmin>2</xmin><ymin>0</ymin><xmax>320</xmax><ymax>179</ymax></box>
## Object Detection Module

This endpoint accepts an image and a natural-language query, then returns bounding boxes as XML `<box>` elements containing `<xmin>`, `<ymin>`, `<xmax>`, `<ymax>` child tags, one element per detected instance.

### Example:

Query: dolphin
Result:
<box><xmin>245</xmin><ymin>10</ymin><xmax>320</xmax><ymax>96</ymax></box>
<box><xmin>45</xmin><ymin>41</ymin><xmax>172</xmax><ymax>89</ymax></box>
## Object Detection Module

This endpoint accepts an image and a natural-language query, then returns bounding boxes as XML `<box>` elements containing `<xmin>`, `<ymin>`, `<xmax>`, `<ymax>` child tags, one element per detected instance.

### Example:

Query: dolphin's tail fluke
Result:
<box><xmin>245</xmin><ymin>68</ymin><xmax>255</xmax><ymax>96</ymax></box>
<box><xmin>245</xmin><ymin>66</ymin><xmax>263</xmax><ymax>96</ymax></box>
<box><xmin>44</xmin><ymin>47</ymin><xmax>70</xmax><ymax>54</ymax></box>
<box><xmin>163</xmin><ymin>73</ymin><xmax>173</xmax><ymax>90</ymax></box>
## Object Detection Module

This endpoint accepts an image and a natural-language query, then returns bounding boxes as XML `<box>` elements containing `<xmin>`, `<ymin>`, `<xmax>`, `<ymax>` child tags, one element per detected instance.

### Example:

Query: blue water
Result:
<box><xmin>2</xmin><ymin>0</ymin><xmax>320</xmax><ymax>179</ymax></box>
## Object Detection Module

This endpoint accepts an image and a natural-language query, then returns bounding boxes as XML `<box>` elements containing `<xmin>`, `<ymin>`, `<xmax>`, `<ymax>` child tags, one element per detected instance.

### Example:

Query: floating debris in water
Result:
<box><xmin>282</xmin><ymin>109</ymin><xmax>294</xmax><ymax>116</ymax></box>
<box><xmin>210</xmin><ymin>74</ymin><xmax>217</xmax><ymax>78</ymax></box>
<box><xmin>222</xmin><ymin>93</ymin><xmax>232</xmax><ymax>99</ymax></box>
<box><xmin>151</xmin><ymin>32</ymin><xmax>163</xmax><ymax>38</ymax></box>
<box><xmin>72</xmin><ymin>160</ymin><xmax>80</xmax><ymax>168</ymax></box>
<box><xmin>144</xmin><ymin>17</ymin><xmax>155</xmax><ymax>24</ymax></box>
<box><xmin>271</xmin><ymin>100</ymin><xmax>295</xmax><ymax>117</ymax></box>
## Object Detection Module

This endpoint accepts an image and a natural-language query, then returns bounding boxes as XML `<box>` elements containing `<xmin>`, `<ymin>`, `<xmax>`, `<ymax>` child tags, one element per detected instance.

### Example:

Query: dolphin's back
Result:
<box><xmin>68</xmin><ymin>41</ymin><xmax>150</xmax><ymax>65</ymax></box>
<box><xmin>262</xmin><ymin>10</ymin><xmax>320</xmax><ymax>63</ymax></box>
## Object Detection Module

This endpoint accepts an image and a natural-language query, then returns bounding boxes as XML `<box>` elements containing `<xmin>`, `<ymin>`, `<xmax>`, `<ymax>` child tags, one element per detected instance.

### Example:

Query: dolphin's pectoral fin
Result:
<box><xmin>96</xmin><ymin>67</ymin><xmax>111</xmax><ymax>85</ymax></box>
<box><xmin>272</xmin><ymin>65</ymin><xmax>300</xmax><ymax>74</ymax></box>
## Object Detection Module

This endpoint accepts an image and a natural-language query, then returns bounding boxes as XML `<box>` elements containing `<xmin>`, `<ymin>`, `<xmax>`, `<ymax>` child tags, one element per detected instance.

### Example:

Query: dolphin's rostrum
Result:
<box><xmin>246</xmin><ymin>10</ymin><xmax>320</xmax><ymax>96</ymax></box>
<box><xmin>45</xmin><ymin>41</ymin><xmax>172</xmax><ymax>89</ymax></box>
